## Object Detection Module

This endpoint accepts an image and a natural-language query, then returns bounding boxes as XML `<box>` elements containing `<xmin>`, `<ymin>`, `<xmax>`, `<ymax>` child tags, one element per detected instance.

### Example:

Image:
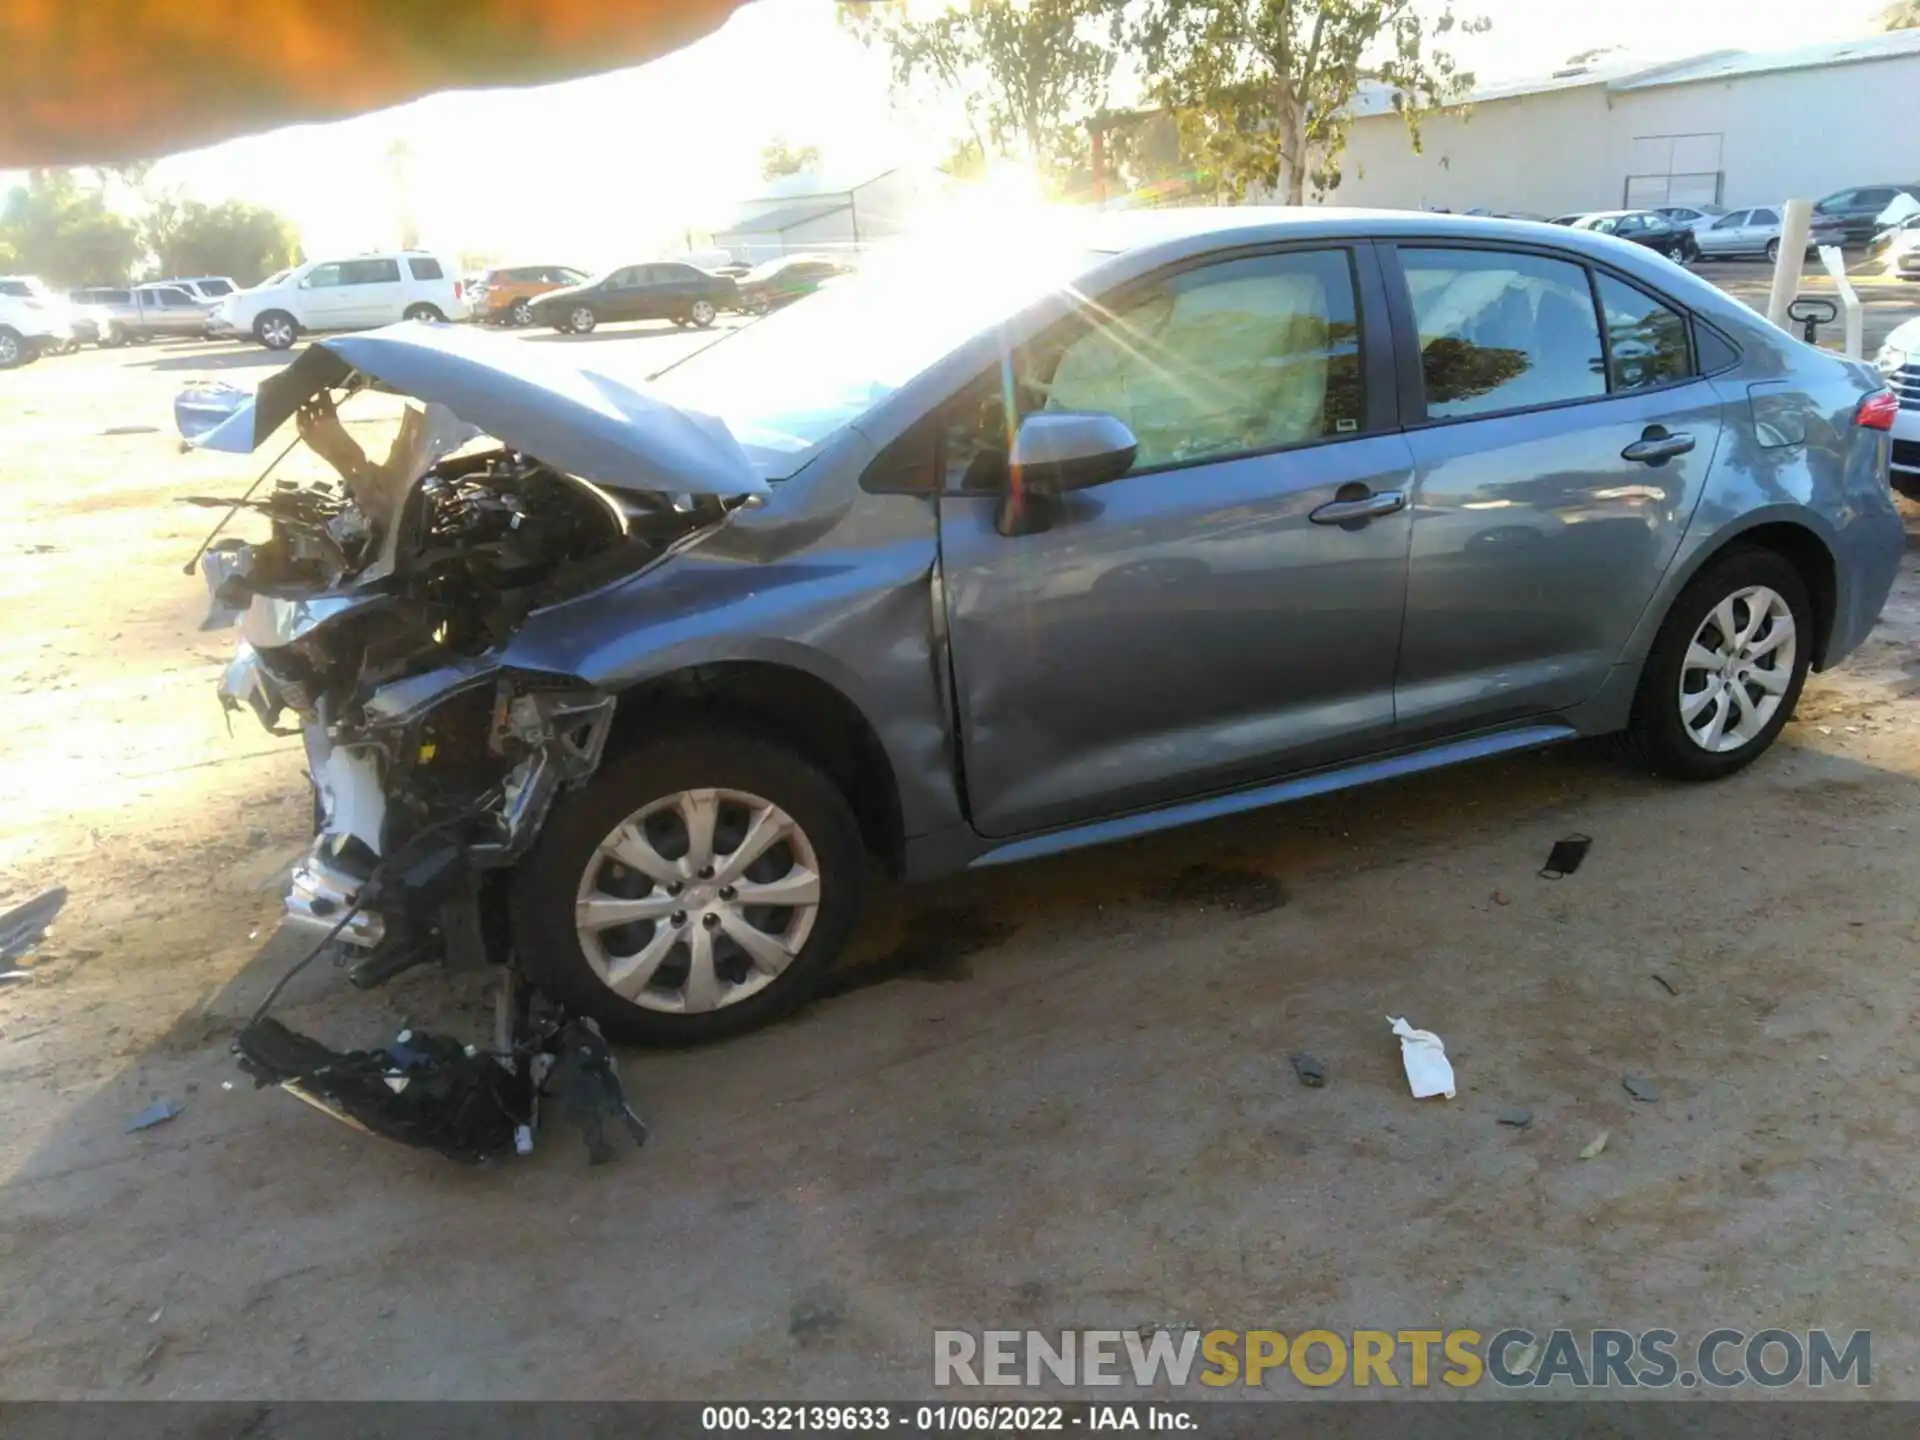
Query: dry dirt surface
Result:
<box><xmin>3</xmin><ymin>327</ymin><xmax>1920</xmax><ymax>1403</ymax></box>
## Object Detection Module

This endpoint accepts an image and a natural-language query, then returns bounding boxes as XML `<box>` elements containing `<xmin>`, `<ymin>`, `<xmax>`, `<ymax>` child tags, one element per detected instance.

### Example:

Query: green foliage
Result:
<box><xmin>845</xmin><ymin>0</ymin><xmax>1122</xmax><ymax>192</ymax></box>
<box><xmin>1884</xmin><ymin>0</ymin><xmax>1920</xmax><ymax>28</ymax></box>
<box><xmin>0</xmin><ymin>170</ymin><xmax>141</xmax><ymax>286</ymax></box>
<box><xmin>150</xmin><ymin>200</ymin><xmax>302</xmax><ymax>286</ymax></box>
<box><xmin>1136</xmin><ymin>0</ymin><xmax>1486</xmax><ymax>204</ymax></box>
<box><xmin>760</xmin><ymin>137</ymin><xmax>823</xmax><ymax>182</ymax></box>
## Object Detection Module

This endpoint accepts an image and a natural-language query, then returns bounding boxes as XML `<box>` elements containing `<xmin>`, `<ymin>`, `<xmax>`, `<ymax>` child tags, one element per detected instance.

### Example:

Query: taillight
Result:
<box><xmin>1857</xmin><ymin>390</ymin><xmax>1898</xmax><ymax>431</ymax></box>
<box><xmin>453</xmin><ymin>279</ymin><xmax>465</xmax><ymax>300</ymax></box>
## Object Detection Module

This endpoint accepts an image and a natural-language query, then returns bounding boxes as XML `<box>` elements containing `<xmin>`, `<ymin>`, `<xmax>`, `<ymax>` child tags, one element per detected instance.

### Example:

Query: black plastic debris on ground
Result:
<box><xmin>1496</xmin><ymin>1107</ymin><xmax>1534</xmax><ymax>1128</ymax></box>
<box><xmin>232</xmin><ymin>1006</ymin><xmax>646</xmax><ymax>1166</ymax></box>
<box><xmin>1622</xmin><ymin>1075</ymin><xmax>1661</xmax><ymax>1103</ymax></box>
<box><xmin>0</xmin><ymin>886</ymin><xmax>67</xmax><ymax>964</ymax></box>
<box><xmin>1288</xmin><ymin>1052</ymin><xmax>1326</xmax><ymax>1088</ymax></box>
<box><xmin>1538</xmin><ymin>834</ymin><xmax>1592</xmax><ymax>880</ymax></box>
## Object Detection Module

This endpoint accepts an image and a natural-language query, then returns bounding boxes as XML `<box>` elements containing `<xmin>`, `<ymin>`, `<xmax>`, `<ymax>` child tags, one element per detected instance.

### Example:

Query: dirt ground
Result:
<box><xmin>3</xmin><ymin>275</ymin><xmax>1920</xmax><ymax>1402</ymax></box>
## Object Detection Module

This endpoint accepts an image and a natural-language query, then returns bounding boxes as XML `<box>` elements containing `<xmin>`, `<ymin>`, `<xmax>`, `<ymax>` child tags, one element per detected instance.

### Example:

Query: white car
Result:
<box><xmin>0</xmin><ymin>275</ymin><xmax>75</xmax><ymax>368</ymax></box>
<box><xmin>159</xmin><ymin>275</ymin><xmax>241</xmax><ymax>302</ymax></box>
<box><xmin>212</xmin><ymin>251</ymin><xmax>470</xmax><ymax>350</ymax></box>
<box><xmin>1877</xmin><ymin>319</ymin><xmax>1920</xmax><ymax>498</ymax></box>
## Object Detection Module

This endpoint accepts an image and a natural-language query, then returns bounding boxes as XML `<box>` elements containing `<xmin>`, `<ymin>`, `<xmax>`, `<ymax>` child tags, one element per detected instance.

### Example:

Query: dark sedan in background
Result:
<box><xmin>735</xmin><ymin>254</ymin><xmax>849</xmax><ymax>314</ymax></box>
<box><xmin>530</xmin><ymin>262</ymin><xmax>738</xmax><ymax>333</ymax></box>
<box><xmin>1571</xmin><ymin>210</ymin><xmax>1698</xmax><ymax>262</ymax></box>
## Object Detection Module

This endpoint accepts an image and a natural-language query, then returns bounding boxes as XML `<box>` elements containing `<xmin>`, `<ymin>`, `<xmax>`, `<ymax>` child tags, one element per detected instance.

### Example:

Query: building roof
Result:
<box><xmin>1351</xmin><ymin>28</ymin><xmax>1920</xmax><ymax>117</ymax></box>
<box><xmin>1609</xmin><ymin>27</ymin><xmax>1920</xmax><ymax>91</ymax></box>
<box><xmin>716</xmin><ymin>198</ymin><xmax>850</xmax><ymax>237</ymax></box>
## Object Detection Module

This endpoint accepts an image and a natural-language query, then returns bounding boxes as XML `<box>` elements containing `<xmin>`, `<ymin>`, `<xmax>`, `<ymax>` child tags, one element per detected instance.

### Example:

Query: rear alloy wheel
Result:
<box><xmin>1624</xmin><ymin>548</ymin><xmax>1811</xmax><ymax>781</ymax></box>
<box><xmin>689</xmin><ymin>298</ymin><xmax>717</xmax><ymax>328</ymax></box>
<box><xmin>1765</xmin><ymin>238</ymin><xmax>1782</xmax><ymax>264</ymax></box>
<box><xmin>511</xmin><ymin>297</ymin><xmax>535</xmax><ymax>327</ymax></box>
<box><xmin>0</xmin><ymin>327</ymin><xmax>25</xmax><ymax>368</ymax></box>
<box><xmin>254</xmin><ymin>311</ymin><xmax>297</xmax><ymax>350</ymax></box>
<box><xmin>568</xmin><ymin>306</ymin><xmax>598</xmax><ymax>334</ymax></box>
<box><xmin>511</xmin><ymin>731</ymin><xmax>865</xmax><ymax>1045</ymax></box>
<box><xmin>403</xmin><ymin>303</ymin><xmax>444</xmax><ymax>323</ymax></box>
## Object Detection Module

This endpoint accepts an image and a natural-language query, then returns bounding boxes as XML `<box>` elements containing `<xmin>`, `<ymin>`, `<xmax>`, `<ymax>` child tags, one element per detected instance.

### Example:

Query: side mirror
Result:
<box><xmin>996</xmin><ymin>411</ymin><xmax>1138</xmax><ymax>538</ymax></box>
<box><xmin>1008</xmin><ymin>411</ymin><xmax>1138</xmax><ymax>495</ymax></box>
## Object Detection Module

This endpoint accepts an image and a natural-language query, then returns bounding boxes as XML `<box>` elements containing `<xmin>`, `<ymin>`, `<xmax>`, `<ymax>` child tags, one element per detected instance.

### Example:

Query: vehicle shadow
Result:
<box><xmin>132</xmin><ymin>347</ymin><xmax>295</xmax><ymax>373</ymax></box>
<box><xmin>522</xmin><ymin>322</ymin><xmax>744</xmax><ymax>346</ymax></box>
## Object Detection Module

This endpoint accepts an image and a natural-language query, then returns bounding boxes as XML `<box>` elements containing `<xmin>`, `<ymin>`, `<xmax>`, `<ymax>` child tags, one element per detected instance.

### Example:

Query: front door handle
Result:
<box><xmin>1621</xmin><ymin>426</ymin><xmax>1696</xmax><ymax>465</ymax></box>
<box><xmin>1310</xmin><ymin>488</ymin><xmax>1407</xmax><ymax>525</ymax></box>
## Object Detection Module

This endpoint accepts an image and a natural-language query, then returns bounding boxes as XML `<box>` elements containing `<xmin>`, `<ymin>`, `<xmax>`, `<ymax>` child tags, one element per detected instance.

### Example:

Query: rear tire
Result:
<box><xmin>510</xmin><ymin>729</ymin><xmax>866</xmax><ymax>1046</ymax></box>
<box><xmin>1765</xmin><ymin>238</ymin><xmax>1782</xmax><ymax>264</ymax></box>
<box><xmin>403</xmin><ymin>303</ymin><xmax>444</xmax><ymax>323</ymax></box>
<box><xmin>1622</xmin><ymin>547</ymin><xmax>1812</xmax><ymax>781</ymax></box>
<box><xmin>0</xmin><ymin>327</ymin><xmax>26</xmax><ymax>369</ymax></box>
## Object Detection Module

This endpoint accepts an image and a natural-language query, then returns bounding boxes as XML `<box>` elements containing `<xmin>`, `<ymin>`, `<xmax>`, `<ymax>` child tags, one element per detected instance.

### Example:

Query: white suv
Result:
<box><xmin>0</xmin><ymin>275</ymin><xmax>75</xmax><ymax>368</ymax></box>
<box><xmin>212</xmin><ymin>251</ymin><xmax>470</xmax><ymax>349</ymax></box>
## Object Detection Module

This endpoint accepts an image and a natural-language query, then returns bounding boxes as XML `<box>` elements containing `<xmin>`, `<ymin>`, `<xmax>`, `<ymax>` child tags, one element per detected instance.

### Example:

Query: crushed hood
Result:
<box><xmin>178</xmin><ymin>323</ymin><xmax>769</xmax><ymax>498</ymax></box>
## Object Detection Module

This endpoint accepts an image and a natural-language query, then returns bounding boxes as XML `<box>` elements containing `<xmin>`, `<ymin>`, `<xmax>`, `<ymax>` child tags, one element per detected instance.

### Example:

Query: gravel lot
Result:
<box><xmin>4</xmin><ymin>280</ymin><xmax>1920</xmax><ymax>1402</ymax></box>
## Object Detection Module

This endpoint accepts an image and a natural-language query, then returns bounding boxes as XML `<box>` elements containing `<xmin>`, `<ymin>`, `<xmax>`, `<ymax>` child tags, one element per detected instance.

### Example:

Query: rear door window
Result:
<box><xmin>1593</xmin><ymin>273</ymin><xmax>1693</xmax><ymax>391</ymax></box>
<box><xmin>1400</xmin><ymin>248</ymin><xmax>1606</xmax><ymax>419</ymax></box>
<box><xmin>1751</xmin><ymin>208</ymin><xmax>1781</xmax><ymax>226</ymax></box>
<box><xmin>339</xmin><ymin>258</ymin><xmax>402</xmax><ymax>286</ymax></box>
<box><xmin>406</xmin><ymin>257</ymin><xmax>444</xmax><ymax>281</ymax></box>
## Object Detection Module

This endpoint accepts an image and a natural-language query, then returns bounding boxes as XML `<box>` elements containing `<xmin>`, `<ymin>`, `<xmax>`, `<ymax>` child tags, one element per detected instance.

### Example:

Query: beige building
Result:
<box><xmin>1325</xmin><ymin>30</ymin><xmax>1920</xmax><ymax>217</ymax></box>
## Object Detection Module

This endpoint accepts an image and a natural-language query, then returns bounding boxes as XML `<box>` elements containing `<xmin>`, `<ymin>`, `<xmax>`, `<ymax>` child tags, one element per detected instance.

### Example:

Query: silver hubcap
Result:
<box><xmin>1678</xmin><ymin>585</ymin><xmax>1795</xmax><ymax>753</ymax></box>
<box><xmin>575</xmin><ymin>788</ymin><xmax>820</xmax><ymax>1014</ymax></box>
<box><xmin>571</xmin><ymin>308</ymin><xmax>595</xmax><ymax>331</ymax></box>
<box><xmin>0</xmin><ymin>334</ymin><xmax>18</xmax><ymax>363</ymax></box>
<box><xmin>263</xmin><ymin>318</ymin><xmax>293</xmax><ymax>346</ymax></box>
<box><xmin>514</xmin><ymin>301</ymin><xmax>531</xmax><ymax>324</ymax></box>
<box><xmin>692</xmin><ymin>301</ymin><xmax>714</xmax><ymax>324</ymax></box>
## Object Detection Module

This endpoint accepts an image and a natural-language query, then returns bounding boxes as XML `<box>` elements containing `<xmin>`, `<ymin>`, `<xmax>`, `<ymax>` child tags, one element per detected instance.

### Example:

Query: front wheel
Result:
<box><xmin>511</xmin><ymin>298</ymin><xmax>534</xmax><ymax>327</ymax></box>
<box><xmin>689</xmin><ymin>298</ymin><xmax>717</xmax><ymax>328</ymax></box>
<box><xmin>568</xmin><ymin>306</ymin><xmax>598</xmax><ymax>334</ymax></box>
<box><xmin>0</xmin><ymin>327</ymin><xmax>27</xmax><ymax>368</ymax></box>
<box><xmin>254</xmin><ymin>311</ymin><xmax>297</xmax><ymax>350</ymax></box>
<box><xmin>1623</xmin><ymin>548</ymin><xmax>1812</xmax><ymax>781</ymax></box>
<box><xmin>510</xmin><ymin>730</ymin><xmax>866</xmax><ymax>1046</ymax></box>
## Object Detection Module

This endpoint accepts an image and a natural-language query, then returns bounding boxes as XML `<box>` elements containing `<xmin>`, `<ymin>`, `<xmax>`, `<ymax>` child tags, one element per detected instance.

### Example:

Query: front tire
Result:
<box><xmin>567</xmin><ymin>305</ymin><xmax>598</xmax><ymax>334</ymax></box>
<box><xmin>1623</xmin><ymin>548</ymin><xmax>1812</xmax><ymax>781</ymax></box>
<box><xmin>689</xmin><ymin>298</ymin><xmax>717</xmax><ymax>328</ymax></box>
<box><xmin>510</xmin><ymin>730</ymin><xmax>866</xmax><ymax>1046</ymax></box>
<box><xmin>511</xmin><ymin>298</ymin><xmax>534</xmax><ymax>327</ymax></box>
<box><xmin>0</xmin><ymin>327</ymin><xmax>27</xmax><ymax>368</ymax></box>
<box><xmin>254</xmin><ymin>311</ymin><xmax>297</xmax><ymax>350</ymax></box>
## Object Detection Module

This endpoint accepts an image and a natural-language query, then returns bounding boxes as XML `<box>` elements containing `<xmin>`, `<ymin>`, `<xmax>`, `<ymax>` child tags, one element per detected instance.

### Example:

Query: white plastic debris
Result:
<box><xmin>1387</xmin><ymin>1016</ymin><xmax>1456</xmax><ymax>1100</ymax></box>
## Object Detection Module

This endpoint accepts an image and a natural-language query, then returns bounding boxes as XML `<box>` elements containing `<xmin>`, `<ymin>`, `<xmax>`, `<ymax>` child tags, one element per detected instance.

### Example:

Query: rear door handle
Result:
<box><xmin>1621</xmin><ymin>427</ymin><xmax>1696</xmax><ymax>465</ymax></box>
<box><xmin>1310</xmin><ymin>489</ymin><xmax>1407</xmax><ymax>525</ymax></box>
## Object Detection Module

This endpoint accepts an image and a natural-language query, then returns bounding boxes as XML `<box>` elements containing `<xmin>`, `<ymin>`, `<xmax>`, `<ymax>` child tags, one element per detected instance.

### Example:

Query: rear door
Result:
<box><xmin>1745</xmin><ymin>207</ymin><xmax>1782</xmax><ymax>255</ymax></box>
<box><xmin>939</xmin><ymin>241</ymin><xmax>1417</xmax><ymax>837</ymax></box>
<box><xmin>1382</xmin><ymin>243</ymin><xmax>1725</xmax><ymax>738</ymax></box>
<box><xmin>337</xmin><ymin>257</ymin><xmax>406</xmax><ymax>325</ymax></box>
<box><xmin>1698</xmin><ymin>210</ymin><xmax>1749</xmax><ymax>257</ymax></box>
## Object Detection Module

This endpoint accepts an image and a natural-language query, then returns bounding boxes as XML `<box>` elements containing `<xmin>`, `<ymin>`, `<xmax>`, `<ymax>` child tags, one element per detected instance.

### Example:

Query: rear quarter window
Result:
<box><xmin>407</xmin><ymin>257</ymin><xmax>445</xmax><ymax>281</ymax></box>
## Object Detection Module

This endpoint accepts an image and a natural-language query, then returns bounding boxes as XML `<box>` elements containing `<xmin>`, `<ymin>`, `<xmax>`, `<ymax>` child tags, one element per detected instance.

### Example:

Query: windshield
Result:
<box><xmin>646</xmin><ymin>231</ymin><xmax>1103</xmax><ymax>481</ymax></box>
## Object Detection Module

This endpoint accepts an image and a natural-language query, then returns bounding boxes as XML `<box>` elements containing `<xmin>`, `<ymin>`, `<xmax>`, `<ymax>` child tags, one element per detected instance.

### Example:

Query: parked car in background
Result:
<box><xmin>1571</xmin><ymin>210</ymin><xmax>1698</xmax><ymax>261</ymax></box>
<box><xmin>189</xmin><ymin>209</ymin><xmax>1903</xmax><ymax>1047</ymax></box>
<box><xmin>528</xmin><ymin>262</ymin><xmax>738</xmax><ymax>333</ymax></box>
<box><xmin>159</xmin><ymin>276</ymin><xmax>239</xmax><ymax>302</ymax></box>
<box><xmin>0</xmin><ymin>275</ymin><xmax>74</xmax><ymax>367</ymax></box>
<box><xmin>71</xmin><ymin>284</ymin><xmax>216</xmax><ymax>344</ymax></box>
<box><xmin>1691</xmin><ymin>206</ymin><xmax>1827</xmax><ymax>263</ymax></box>
<box><xmin>471</xmin><ymin>264</ymin><xmax>592</xmax><ymax>326</ymax></box>
<box><xmin>735</xmin><ymin>254</ymin><xmax>849</xmax><ymax>315</ymax></box>
<box><xmin>1651</xmin><ymin>203</ymin><xmax>1728</xmax><ymax>236</ymax></box>
<box><xmin>1547</xmin><ymin>212</ymin><xmax>1590</xmax><ymax>226</ymax></box>
<box><xmin>211</xmin><ymin>251</ymin><xmax>469</xmax><ymax>349</ymax></box>
<box><xmin>1812</xmin><ymin>185</ymin><xmax>1920</xmax><ymax>246</ymax></box>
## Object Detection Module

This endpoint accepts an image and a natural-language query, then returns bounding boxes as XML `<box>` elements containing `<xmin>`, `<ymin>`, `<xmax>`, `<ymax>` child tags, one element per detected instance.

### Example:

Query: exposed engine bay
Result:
<box><xmin>202</xmin><ymin>391</ymin><xmax>723</xmax><ymax>982</ymax></box>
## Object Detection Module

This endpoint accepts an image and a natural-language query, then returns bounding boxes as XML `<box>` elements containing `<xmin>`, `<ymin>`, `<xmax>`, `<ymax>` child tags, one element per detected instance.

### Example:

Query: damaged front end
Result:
<box><xmin>182</xmin><ymin>325</ymin><xmax>769</xmax><ymax>1159</ymax></box>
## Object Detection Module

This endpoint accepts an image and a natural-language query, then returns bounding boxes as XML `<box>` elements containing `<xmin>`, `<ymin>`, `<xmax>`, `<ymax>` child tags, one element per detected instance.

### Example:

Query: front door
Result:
<box><xmin>939</xmin><ymin>244</ymin><xmax>1415</xmax><ymax>839</ymax></box>
<box><xmin>1383</xmin><ymin>244</ymin><xmax>1725</xmax><ymax>739</ymax></box>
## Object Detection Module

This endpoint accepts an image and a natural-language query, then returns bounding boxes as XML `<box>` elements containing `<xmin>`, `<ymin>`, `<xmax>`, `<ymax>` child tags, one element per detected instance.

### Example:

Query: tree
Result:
<box><xmin>1137</xmin><ymin>0</ymin><xmax>1487</xmax><ymax>204</ymax></box>
<box><xmin>760</xmin><ymin>137</ymin><xmax>822</xmax><ymax>182</ymax></box>
<box><xmin>846</xmin><ymin>0</ymin><xmax>1122</xmax><ymax>190</ymax></box>
<box><xmin>0</xmin><ymin>169</ymin><xmax>140</xmax><ymax>286</ymax></box>
<box><xmin>152</xmin><ymin>200</ymin><xmax>302</xmax><ymax>286</ymax></box>
<box><xmin>1884</xmin><ymin>0</ymin><xmax>1920</xmax><ymax>28</ymax></box>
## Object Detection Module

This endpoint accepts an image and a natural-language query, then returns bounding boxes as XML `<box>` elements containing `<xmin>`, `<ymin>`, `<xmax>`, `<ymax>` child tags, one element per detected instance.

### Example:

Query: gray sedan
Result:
<box><xmin>1692</xmin><ymin>206</ymin><xmax>1825</xmax><ymax>262</ymax></box>
<box><xmin>190</xmin><ymin>209</ymin><xmax>1904</xmax><ymax>1048</ymax></box>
